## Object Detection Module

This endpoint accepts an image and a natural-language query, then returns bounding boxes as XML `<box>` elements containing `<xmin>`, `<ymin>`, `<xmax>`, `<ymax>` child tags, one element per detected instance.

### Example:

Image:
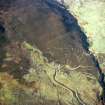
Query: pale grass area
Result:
<box><xmin>0</xmin><ymin>41</ymin><xmax>101</xmax><ymax>105</ymax></box>
<box><xmin>23</xmin><ymin>42</ymin><xmax>101</xmax><ymax>105</ymax></box>
<box><xmin>0</xmin><ymin>42</ymin><xmax>101</xmax><ymax>105</ymax></box>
